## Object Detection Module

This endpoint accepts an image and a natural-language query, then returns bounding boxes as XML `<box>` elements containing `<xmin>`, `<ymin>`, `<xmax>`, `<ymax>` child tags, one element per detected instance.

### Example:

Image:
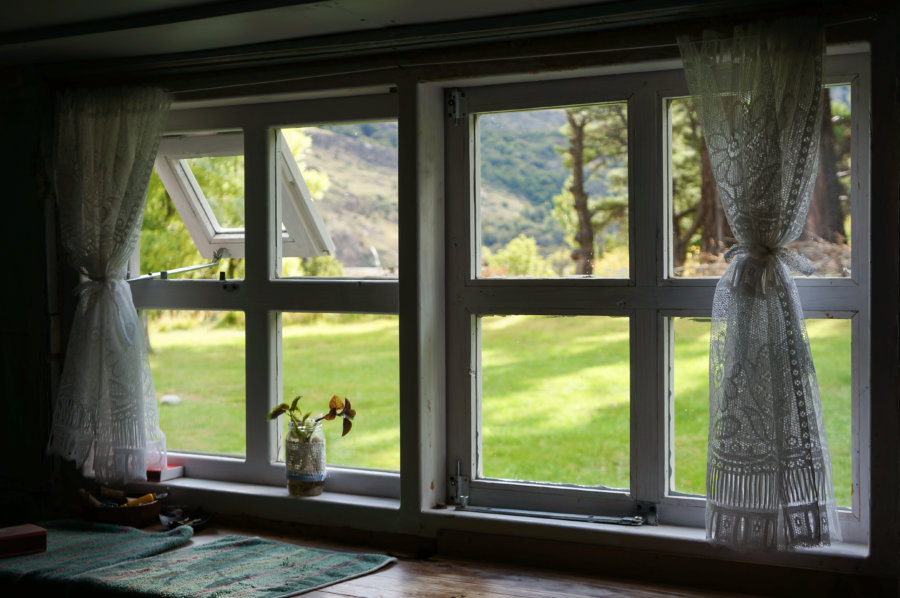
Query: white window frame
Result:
<box><xmin>444</xmin><ymin>50</ymin><xmax>870</xmax><ymax>544</ymax></box>
<box><xmin>130</xmin><ymin>91</ymin><xmax>401</xmax><ymax>498</ymax></box>
<box><xmin>154</xmin><ymin>131</ymin><xmax>335</xmax><ymax>259</ymax></box>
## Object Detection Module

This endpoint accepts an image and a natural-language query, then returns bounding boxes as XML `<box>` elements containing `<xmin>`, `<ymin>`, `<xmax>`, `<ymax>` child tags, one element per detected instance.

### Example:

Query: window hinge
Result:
<box><xmin>447</xmin><ymin>88</ymin><xmax>466</xmax><ymax>126</ymax></box>
<box><xmin>449</xmin><ymin>460</ymin><xmax>469</xmax><ymax>507</ymax></box>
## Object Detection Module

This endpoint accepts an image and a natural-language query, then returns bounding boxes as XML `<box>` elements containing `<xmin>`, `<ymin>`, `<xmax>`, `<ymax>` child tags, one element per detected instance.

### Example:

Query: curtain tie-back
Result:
<box><xmin>76</xmin><ymin>274</ymin><xmax>126</xmax><ymax>297</ymax></box>
<box><xmin>75</xmin><ymin>275</ymin><xmax>135</xmax><ymax>348</ymax></box>
<box><xmin>724</xmin><ymin>243</ymin><xmax>814</xmax><ymax>295</ymax></box>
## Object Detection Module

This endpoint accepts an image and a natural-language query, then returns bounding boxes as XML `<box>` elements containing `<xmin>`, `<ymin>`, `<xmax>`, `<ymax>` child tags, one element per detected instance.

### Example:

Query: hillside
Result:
<box><xmin>302</xmin><ymin>112</ymin><xmax>571</xmax><ymax>270</ymax></box>
<box><xmin>302</xmin><ymin>126</ymin><xmax>400</xmax><ymax>271</ymax></box>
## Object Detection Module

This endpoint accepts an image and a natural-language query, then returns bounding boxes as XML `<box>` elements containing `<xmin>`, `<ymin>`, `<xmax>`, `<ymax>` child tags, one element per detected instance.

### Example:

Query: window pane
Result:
<box><xmin>670</xmin><ymin>317</ymin><xmax>852</xmax><ymax>508</ymax></box>
<box><xmin>140</xmin><ymin>170</ymin><xmax>243</xmax><ymax>279</ymax></box>
<box><xmin>477</xmin><ymin>103</ymin><xmax>629</xmax><ymax>279</ymax></box>
<box><xmin>279</xmin><ymin>314</ymin><xmax>399</xmax><ymax>471</ymax></box>
<box><xmin>278</xmin><ymin>123</ymin><xmax>398</xmax><ymax>278</ymax></box>
<box><xmin>148</xmin><ymin>310</ymin><xmax>246</xmax><ymax>456</ymax></box>
<box><xmin>184</xmin><ymin>156</ymin><xmax>245</xmax><ymax>231</ymax></box>
<box><xmin>480</xmin><ymin>315</ymin><xmax>630</xmax><ymax>488</ymax></box>
<box><xmin>669</xmin><ymin>86</ymin><xmax>852</xmax><ymax>278</ymax></box>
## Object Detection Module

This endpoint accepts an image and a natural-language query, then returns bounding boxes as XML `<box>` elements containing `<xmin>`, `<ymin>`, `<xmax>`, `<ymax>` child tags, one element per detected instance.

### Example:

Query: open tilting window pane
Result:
<box><xmin>139</xmin><ymin>169</ymin><xmax>244</xmax><ymax>280</ymax></box>
<box><xmin>476</xmin><ymin>103</ymin><xmax>629</xmax><ymax>279</ymax></box>
<box><xmin>183</xmin><ymin>155</ymin><xmax>245</xmax><ymax>231</ymax></box>
<box><xmin>278</xmin><ymin>314</ymin><xmax>399</xmax><ymax>471</ymax></box>
<box><xmin>153</xmin><ymin>133</ymin><xmax>249</xmax><ymax>262</ymax></box>
<box><xmin>669</xmin><ymin>85</ymin><xmax>852</xmax><ymax>278</ymax></box>
<box><xmin>147</xmin><ymin>310</ymin><xmax>246</xmax><ymax>456</ymax></box>
<box><xmin>151</xmin><ymin>130</ymin><xmax>337</xmax><ymax>275</ymax></box>
<box><xmin>670</xmin><ymin>317</ymin><xmax>852</xmax><ymax>508</ymax></box>
<box><xmin>277</xmin><ymin>123</ymin><xmax>398</xmax><ymax>278</ymax></box>
<box><xmin>479</xmin><ymin>315</ymin><xmax>630</xmax><ymax>488</ymax></box>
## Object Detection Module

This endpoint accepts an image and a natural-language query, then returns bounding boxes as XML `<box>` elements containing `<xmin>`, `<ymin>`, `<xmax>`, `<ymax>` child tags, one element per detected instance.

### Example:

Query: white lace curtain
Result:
<box><xmin>47</xmin><ymin>87</ymin><xmax>170</xmax><ymax>484</ymax></box>
<box><xmin>678</xmin><ymin>20</ymin><xmax>841</xmax><ymax>550</ymax></box>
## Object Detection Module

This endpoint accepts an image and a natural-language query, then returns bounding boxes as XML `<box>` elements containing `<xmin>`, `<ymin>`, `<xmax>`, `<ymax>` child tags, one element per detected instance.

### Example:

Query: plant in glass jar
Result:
<box><xmin>267</xmin><ymin>394</ymin><xmax>356</xmax><ymax>497</ymax></box>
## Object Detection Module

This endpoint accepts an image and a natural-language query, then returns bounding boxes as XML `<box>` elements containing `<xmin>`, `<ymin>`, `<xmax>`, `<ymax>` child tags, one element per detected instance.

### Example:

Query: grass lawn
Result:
<box><xmin>673</xmin><ymin>317</ymin><xmax>852</xmax><ymax>507</ymax></box>
<box><xmin>150</xmin><ymin>314</ymin><xmax>852</xmax><ymax>507</ymax></box>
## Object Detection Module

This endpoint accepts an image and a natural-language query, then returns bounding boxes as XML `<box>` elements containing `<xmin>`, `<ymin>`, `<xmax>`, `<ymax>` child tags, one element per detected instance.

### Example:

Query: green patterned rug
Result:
<box><xmin>0</xmin><ymin>519</ymin><xmax>193</xmax><ymax>590</ymax></box>
<box><xmin>69</xmin><ymin>535</ymin><xmax>396</xmax><ymax>597</ymax></box>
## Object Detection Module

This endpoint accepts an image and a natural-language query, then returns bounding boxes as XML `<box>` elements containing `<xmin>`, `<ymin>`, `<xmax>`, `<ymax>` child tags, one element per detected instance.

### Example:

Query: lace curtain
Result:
<box><xmin>47</xmin><ymin>87</ymin><xmax>170</xmax><ymax>484</ymax></box>
<box><xmin>678</xmin><ymin>20</ymin><xmax>841</xmax><ymax>549</ymax></box>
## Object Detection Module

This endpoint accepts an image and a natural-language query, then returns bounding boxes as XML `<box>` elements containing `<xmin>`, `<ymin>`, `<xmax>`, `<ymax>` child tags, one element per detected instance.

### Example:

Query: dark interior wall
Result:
<box><xmin>0</xmin><ymin>70</ymin><xmax>56</xmax><ymax>525</ymax></box>
<box><xmin>0</xmin><ymin>2</ymin><xmax>896</xmax><ymax>593</ymax></box>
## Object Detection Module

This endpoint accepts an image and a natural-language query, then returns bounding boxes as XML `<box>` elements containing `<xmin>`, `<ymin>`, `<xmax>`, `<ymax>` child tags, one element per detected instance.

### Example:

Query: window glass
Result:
<box><xmin>140</xmin><ymin>170</ymin><xmax>243</xmax><ymax>279</ymax></box>
<box><xmin>184</xmin><ymin>155</ymin><xmax>245</xmax><ymax>231</ymax></box>
<box><xmin>477</xmin><ymin>103</ymin><xmax>628</xmax><ymax>279</ymax></box>
<box><xmin>277</xmin><ymin>123</ymin><xmax>398</xmax><ymax>278</ymax></box>
<box><xmin>670</xmin><ymin>317</ymin><xmax>852</xmax><ymax>507</ymax></box>
<box><xmin>669</xmin><ymin>85</ymin><xmax>852</xmax><ymax>278</ymax></box>
<box><xmin>148</xmin><ymin>310</ymin><xmax>246</xmax><ymax>456</ymax></box>
<box><xmin>279</xmin><ymin>313</ymin><xmax>399</xmax><ymax>471</ymax></box>
<box><xmin>479</xmin><ymin>315</ymin><xmax>630</xmax><ymax>488</ymax></box>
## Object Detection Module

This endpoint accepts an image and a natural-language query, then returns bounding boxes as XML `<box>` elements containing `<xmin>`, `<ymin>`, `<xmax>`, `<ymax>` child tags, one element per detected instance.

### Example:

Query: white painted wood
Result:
<box><xmin>241</xmin><ymin>126</ymin><xmax>273</xmax><ymax>473</ymax></box>
<box><xmin>137</xmin><ymin>90</ymin><xmax>404</xmax><ymax>498</ymax></box>
<box><xmin>127</xmin><ymin>45</ymin><xmax>875</xmax><ymax>554</ymax></box>
<box><xmin>413</xmin><ymin>81</ymin><xmax>448</xmax><ymax>512</ymax></box>
<box><xmin>276</xmin><ymin>133</ymin><xmax>336</xmax><ymax>258</ymax></box>
<box><xmin>153</xmin><ymin>131</ymin><xmax>334</xmax><ymax>260</ymax></box>
<box><xmin>444</xmin><ymin>99</ymin><xmax>477</xmax><ymax>503</ymax></box>
<box><xmin>438</xmin><ymin>52</ymin><xmax>872</xmax><ymax>536</ymax></box>
<box><xmin>629</xmin><ymin>80</ymin><xmax>664</xmax><ymax>508</ymax></box>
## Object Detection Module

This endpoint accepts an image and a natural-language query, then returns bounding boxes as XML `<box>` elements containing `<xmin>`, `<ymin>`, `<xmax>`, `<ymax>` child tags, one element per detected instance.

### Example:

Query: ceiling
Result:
<box><xmin>0</xmin><ymin>0</ymin><xmax>614</xmax><ymax>67</ymax></box>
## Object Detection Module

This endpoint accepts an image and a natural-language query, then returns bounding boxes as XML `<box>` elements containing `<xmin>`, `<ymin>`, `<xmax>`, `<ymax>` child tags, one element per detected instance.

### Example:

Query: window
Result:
<box><xmin>128</xmin><ymin>49</ymin><xmax>870</xmax><ymax>546</ymax></box>
<box><xmin>130</xmin><ymin>90</ymin><xmax>400</xmax><ymax>497</ymax></box>
<box><xmin>154</xmin><ymin>131</ymin><xmax>334</xmax><ymax>261</ymax></box>
<box><xmin>445</xmin><ymin>51</ymin><xmax>869</xmax><ymax>541</ymax></box>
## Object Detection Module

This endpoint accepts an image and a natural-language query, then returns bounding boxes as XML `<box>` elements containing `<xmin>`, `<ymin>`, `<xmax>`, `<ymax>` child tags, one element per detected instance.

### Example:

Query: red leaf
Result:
<box><xmin>267</xmin><ymin>403</ymin><xmax>290</xmax><ymax>420</ymax></box>
<box><xmin>329</xmin><ymin>395</ymin><xmax>344</xmax><ymax>411</ymax></box>
<box><xmin>342</xmin><ymin>418</ymin><xmax>353</xmax><ymax>437</ymax></box>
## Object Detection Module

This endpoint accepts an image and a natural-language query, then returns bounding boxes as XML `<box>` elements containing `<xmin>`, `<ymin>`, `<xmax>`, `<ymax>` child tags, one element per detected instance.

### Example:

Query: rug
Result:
<box><xmin>0</xmin><ymin>519</ymin><xmax>193</xmax><ymax>587</ymax></box>
<box><xmin>69</xmin><ymin>534</ymin><xmax>397</xmax><ymax>598</ymax></box>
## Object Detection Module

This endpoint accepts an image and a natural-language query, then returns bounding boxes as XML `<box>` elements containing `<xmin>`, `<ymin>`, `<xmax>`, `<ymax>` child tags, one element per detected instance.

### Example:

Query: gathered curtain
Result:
<box><xmin>47</xmin><ymin>87</ymin><xmax>170</xmax><ymax>484</ymax></box>
<box><xmin>678</xmin><ymin>20</ymin><xmax>841</xmax><ymax>549</ymax></box>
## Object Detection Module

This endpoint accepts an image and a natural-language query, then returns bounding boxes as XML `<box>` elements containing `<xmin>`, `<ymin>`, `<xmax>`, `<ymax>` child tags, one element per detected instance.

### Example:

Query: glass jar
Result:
<box><xmin>285</xmin><ymin>420</ymin><xmax>326</xmax><ymax>497</ymax></box>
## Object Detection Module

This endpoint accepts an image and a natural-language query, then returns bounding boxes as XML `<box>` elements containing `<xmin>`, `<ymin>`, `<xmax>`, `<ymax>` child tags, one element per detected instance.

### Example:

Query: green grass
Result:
<box><xmin>480</xmin><ymin>315</ymin><xmax>630</xmax><ymax>488</ymax></box>
<box><xmin>673</xmin><ymin>318</ymin><xmax>852</xmax><ymax>507</ymax></box>
<box><xmin>150</xmin><ymin>314</ymin><xmax>852</xmax><ymax>506</ymax></box>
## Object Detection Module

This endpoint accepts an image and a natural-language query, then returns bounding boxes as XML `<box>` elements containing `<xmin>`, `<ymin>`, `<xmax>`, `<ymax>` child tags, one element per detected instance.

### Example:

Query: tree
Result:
<box><xmin>141</xmin><ymin>129</ymin><xmax>331</xmax><ymax>282</ymax></box>
<box><xmin>806</xmin><ymin>92</ymin><xmax>848</xmax><ymax>243</ymax></box>
<box><xmin>140</xmin><ymin>128</ymin><xmax>331</xmax><ymax>338</ymax></box>
<box><xmin>482</xmin><ymin>234</ymin><xmax>555</xmax><ymax>277</ymax></box>
<box><xmin>670</xmin><ymin>98</ymin><xmax>732</xmax><ymax>270</ymax></box>
<box><xmin>553</xmin><ymin>104</ymin><xmax>628</xmax><ymax>275</ymax></box>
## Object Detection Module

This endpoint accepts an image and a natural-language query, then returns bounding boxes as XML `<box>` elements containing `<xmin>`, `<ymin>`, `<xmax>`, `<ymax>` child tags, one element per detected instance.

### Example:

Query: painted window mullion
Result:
<box><xmin>629</xmin><ymin>84</ymin><xmax>665</xmax><ymax>505</ymax></box>
<box><xmin>242</xmin><ymin>125</ymin><xmax>277</xmax><ymax>467</ymax></box>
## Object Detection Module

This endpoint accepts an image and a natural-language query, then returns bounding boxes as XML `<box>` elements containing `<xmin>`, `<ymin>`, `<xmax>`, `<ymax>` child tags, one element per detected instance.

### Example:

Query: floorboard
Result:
<box><xmin>187</xmin><ymin>525</ymin><xmax>762</xmax><ymax>598</ymax></box>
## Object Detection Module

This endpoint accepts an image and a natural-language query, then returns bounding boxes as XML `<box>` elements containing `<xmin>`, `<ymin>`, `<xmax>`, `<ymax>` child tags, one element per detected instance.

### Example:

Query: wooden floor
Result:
<box><xmin>190</xmin><ymin>525</ymin><xmax>762</xmax><ymax>598</ymax></box>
